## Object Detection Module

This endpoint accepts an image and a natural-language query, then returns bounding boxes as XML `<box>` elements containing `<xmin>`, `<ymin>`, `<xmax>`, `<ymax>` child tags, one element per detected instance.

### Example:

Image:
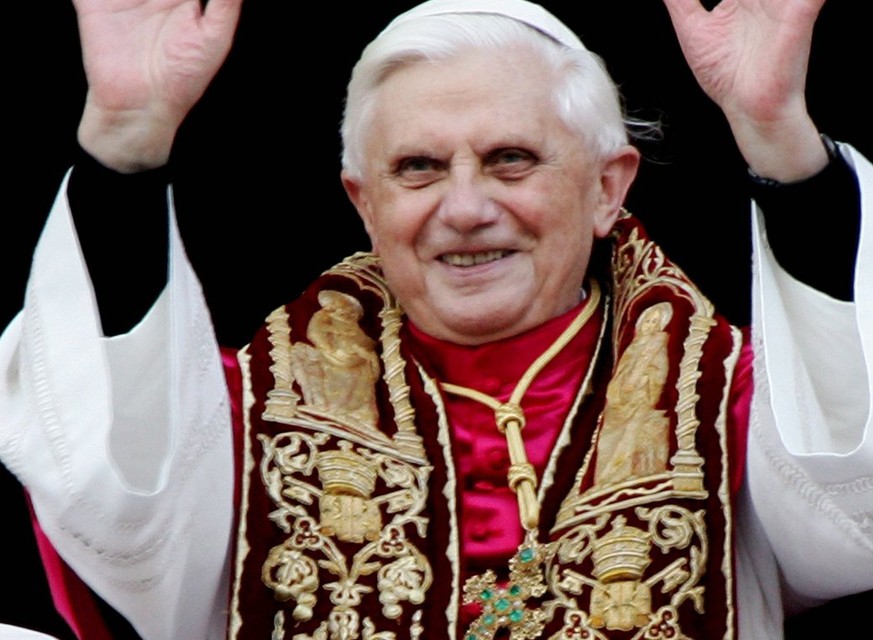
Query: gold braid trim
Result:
<box><xmin>228</xmin><ymin>348</ymin><xmax>257</xmax><ymax>640</ymax></box>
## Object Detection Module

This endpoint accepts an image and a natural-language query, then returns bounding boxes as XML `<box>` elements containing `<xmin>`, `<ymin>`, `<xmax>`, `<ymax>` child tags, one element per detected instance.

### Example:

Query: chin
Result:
<box><xmin>428</xmin><ymin>306</ymin><xmax>536</xmax><ymax>345</ymax></box>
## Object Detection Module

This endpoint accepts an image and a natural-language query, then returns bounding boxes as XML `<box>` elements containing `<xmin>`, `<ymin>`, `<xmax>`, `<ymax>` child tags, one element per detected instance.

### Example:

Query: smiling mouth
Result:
<box><xmin>440</xmin><ymin>250</ymin><xmax>513</xmax><ymax>267</ymax></box>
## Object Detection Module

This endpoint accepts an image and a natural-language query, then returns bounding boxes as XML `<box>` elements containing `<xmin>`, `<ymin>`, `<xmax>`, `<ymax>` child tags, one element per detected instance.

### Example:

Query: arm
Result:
<box><xmin>0</xmin><ymin>2</ymin><xmax>243</xmax><ymax>637</ymax></box>
<box><xmin>0</xmin><ymin>168</ymin><xmax>235</xmax><ymax>639</ymax></box>
<box><xmin>662</xmin><ymin>0</ymin><xmax>860</xmax><ymax>300</ymax></box>
<box><xmin>661</xmin><ymin>0</ymin><xmax>828</xmax><ymax>182</ymax></box>
<box><xmin>662</xmin><ymin>0</ymin><xmax>873</xmax><ymax>625</ymax></box>
<box><xmin>69</xmin><ymin>0</ymin><xmax>243</xmax><ymax>333</ymax></box>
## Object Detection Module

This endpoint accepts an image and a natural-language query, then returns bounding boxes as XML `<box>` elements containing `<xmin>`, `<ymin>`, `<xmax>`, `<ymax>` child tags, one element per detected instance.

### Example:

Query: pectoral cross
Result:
<box><xmin>462</xmin><ymin>531</ymin><xmax>549</xmax><ymax>640</ymax></box>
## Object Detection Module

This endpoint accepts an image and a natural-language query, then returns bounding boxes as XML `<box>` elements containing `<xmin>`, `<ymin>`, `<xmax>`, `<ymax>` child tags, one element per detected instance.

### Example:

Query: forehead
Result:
<box><xmin>366</xmin><ymin>48</ymin><xmax>575</xmax><ymax>158</ymax></box>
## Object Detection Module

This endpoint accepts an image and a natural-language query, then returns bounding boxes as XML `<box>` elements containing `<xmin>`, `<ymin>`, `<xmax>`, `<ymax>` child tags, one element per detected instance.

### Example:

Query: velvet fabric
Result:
<box><xmin>229</xmin><ymin>214</ymin><xmax>748</xmax><ymax>639</ymax></box>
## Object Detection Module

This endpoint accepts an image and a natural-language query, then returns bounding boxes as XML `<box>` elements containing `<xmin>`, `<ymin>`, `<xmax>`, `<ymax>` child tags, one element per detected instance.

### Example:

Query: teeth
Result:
<box><xmin>441</xmin><ymin>250</ymin><xmax>509</xmax><ymax>266</ymax></box>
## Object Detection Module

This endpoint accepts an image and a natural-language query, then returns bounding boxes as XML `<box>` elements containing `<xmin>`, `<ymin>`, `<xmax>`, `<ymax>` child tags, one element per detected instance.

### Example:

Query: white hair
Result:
<box><xmin>340</xmin><ymin>12</ymin><xmax>631</xmax><ymax>180</ymax></box>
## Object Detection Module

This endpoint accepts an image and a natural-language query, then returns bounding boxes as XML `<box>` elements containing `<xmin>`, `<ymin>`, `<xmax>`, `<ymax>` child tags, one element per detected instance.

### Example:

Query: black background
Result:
<box><xmin>5</xmin><ymin>1</ymin><xmax>872</xmax><ymax>346</ymax></box>
<box><xmin>2</xmin><ymin>1</ymin><xmax>871</xmax><ymax>636</ymax></box>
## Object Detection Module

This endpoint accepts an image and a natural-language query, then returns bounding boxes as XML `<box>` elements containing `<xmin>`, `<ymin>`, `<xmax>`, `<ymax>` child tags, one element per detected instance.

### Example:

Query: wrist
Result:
<box><xmin>77</xmin><ymin>97</ymin><xmax>179</xmax><ymax>173</ymax></box>
<box><xmin>726</xmin><ymin>107</ymin><xmax>829</xmax><ymax>183</ymax></box>
<box><xmin>748</xmin><ymin>133</ymin><xmax>839</xmax><ymax>188</ymax></box>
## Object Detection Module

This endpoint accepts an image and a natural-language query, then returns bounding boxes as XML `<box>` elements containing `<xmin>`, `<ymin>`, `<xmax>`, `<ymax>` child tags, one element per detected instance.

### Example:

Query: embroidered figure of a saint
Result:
<box><xmin>594</xmin><ymin>302</ymin><xmax>673</xmax><ymax>485</ymax></box>
<box><xmin>289</xmin><ymin>290</ymin><xmax>381</xmax><ymax>428</ymax></box>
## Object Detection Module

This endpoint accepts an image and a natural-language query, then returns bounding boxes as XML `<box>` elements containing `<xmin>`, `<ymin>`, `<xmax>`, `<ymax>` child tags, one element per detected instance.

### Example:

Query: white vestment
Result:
<box><xmin>1</xmin><ymin>145</ymin><xmax>871</xmax><ymax>639</ymax></box>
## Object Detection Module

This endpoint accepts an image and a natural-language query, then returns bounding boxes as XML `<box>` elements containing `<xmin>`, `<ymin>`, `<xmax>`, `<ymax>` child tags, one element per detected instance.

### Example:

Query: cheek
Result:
<box><xmin>370</xmin><ymin>192</ymin><xmax>435</xmax><ymax>250</ymax></box>
<box><xmin>534</xmin><ymin>203</ymin><xmax>596</xmax><ymax>285</ymax></box>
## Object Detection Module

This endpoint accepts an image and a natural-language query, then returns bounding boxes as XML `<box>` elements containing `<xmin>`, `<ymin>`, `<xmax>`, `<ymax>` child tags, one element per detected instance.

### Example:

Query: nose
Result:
<box><xmin>436</xmin><ymin>167</ymin><xmax>499</xmax><ymax>232</ymax></box>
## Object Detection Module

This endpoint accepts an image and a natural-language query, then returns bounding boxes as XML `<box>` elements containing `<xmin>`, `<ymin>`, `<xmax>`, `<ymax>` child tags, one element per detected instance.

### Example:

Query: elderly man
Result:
<box><xmin>1</xmin><ymin>0</ymin><xmax>870</xmax><ymax>639</ymax></box>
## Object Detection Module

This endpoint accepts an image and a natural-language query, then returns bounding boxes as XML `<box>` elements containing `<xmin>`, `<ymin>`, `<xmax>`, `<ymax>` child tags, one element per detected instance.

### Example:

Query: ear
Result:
<box><xmin>591</xmin><ymin>145</ymin><xmax>641</xmax><ymax>238</ymax></box>
<box><xmin>341</xmin><ymin>170</ymin><xmax>379</xmax><ymax>254</ymax></box>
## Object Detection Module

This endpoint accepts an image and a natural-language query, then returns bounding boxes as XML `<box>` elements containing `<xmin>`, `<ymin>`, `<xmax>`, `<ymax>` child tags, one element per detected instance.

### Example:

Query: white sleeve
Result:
<box><xmin>739</xmin><ymin>143</ymin><xmax>873</xmax><ymax>628</ymax></box>
<box><xmin>0</xmin><ymin>172</ymin><xmax>234</xmax><ymax>640</ymax></box>
<box><xmin>0</xmin><ymin>625</ymin><xmax>62</xmax><ymax>640</ymax></box>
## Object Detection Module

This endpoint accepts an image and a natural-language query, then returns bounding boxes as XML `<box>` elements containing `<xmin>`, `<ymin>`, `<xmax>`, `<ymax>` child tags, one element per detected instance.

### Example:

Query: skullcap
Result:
<box><xmin>380</xmin><ymin>0</ymin><xmax>586</xmax><ymax>51</ymax></box>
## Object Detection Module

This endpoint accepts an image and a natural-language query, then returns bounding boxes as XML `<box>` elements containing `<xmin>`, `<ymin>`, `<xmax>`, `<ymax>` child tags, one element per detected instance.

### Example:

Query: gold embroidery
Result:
<box><xmin>331</xmin><ymin>254</ymin><xmax>426</xmax><ymax>460</ymax></box>
<box><xmin>317</xmin><ymin>441</ymin><xmax>382</xmax><ymax>543</ymax></box>
<box><xmin>545</xmin><ymin>507</ymin><xmax>707</xmax><ymax>634</ymax></box>
<box><xmin>549</xmin><ymin>609</ymin><xmax>601</xmax><ymax>639</ymax></box>
<box><xmin>259</xmin><ymin>430</ymin><xmax>432</xmax><ymax>630</ymax></box>
<box><xmin>590</xmin><ymin>582</ymin><xmax>651</xmax><ymax>631</ymax></box>
<box><xmin>273</xmin><ymin>611</ymin><xmax>285</xmax><ymax>639</ymax></box>
<box><xmin>589</xmin><ymin>517</ymin><xmax>652</xmax><ymax>629</ymax></box>
<box><xmin>545</xmin><ymin>217</ymin><xmax>730</xmax><ymax>637</ymax></box>
<box><xmin>610</xmin><ymin>222</ymin><xmax>715</xmax><ymax>496</ymax></box>
<box><xmin>290</xmin><ymin>614</ymin><xmax>401</xmax><ymax>640</ymax></box>
<box><xmin>551</xmin><ymin>606</ymin><xmax>682</xmax><ymax>640</ymax></box>
<box><xmin>262</xmin><ymin>542</ymin><xmax>319</xmax><ymax>619</ymax></box>
<box><xmin>669</xmin><ymin>313</ymin><xmax>717</xmax><ymax>494</ymax></box>
<box><xmin>595</xmin><ymin>303</ymin><xmax>672</xmax><ymax>486</ymax></box>
<box><xmin>555</xmin><ymin>227</ymin><xmax>716</xmax><ymax>531</ymax></box>
<box><xmin>263</xmin><ymin>254</ymin><xmax>426</xmax><ymax>462</ymax></box>
<box><xmin>591</xmin><ymin>516</ymin><xmax>652</xmax><ymax>584</ymax></box>
<box><xmin>288</xmin><ymin>600</ymin><xmax>424</xmax><ymax>639</ymax></box>
<box><xmin>228</xmin><ymin>349</ymin><xmax>256</xmax><ymax>640</ymax></box>
<box><xmin>410</xmin><ymin>611</ymin><xmax>424</xmax><ymax>639</ymax></box>
<box><xmin>290</xmin><ymin>290</ymin><xmax>381</xmax><ymax>429</ymax></box>
<box><xmin>253</xmin><ymin>255</ymin><xmax>437</xmax><ymax>633</ymax></box>
<box><xmin>264</xmin><ymin>305</ymin><xmax>301</xmax><ymax>420</ymax></box>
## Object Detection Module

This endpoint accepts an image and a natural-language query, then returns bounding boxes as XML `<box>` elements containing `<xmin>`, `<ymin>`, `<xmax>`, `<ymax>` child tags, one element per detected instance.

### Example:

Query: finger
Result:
<box><xmin>661</xmin><ymin>0</ymin><xmax>708</xmax><ymax>27</ymax></box>
<box><xmin>202</xmin><ymin>0</ymin><xmax>244</xmax><ymax>37</ymax></box>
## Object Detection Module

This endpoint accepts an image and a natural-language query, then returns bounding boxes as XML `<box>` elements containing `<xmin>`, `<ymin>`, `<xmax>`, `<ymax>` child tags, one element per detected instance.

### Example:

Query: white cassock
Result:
<box><xmin>1</xmin><ymin>145</ymin><xmax>871</xmax><ymax>640</ymax></box>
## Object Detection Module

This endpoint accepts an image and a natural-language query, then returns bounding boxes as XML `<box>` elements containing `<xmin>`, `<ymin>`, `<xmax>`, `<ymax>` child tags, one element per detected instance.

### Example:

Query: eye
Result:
<box><xmin>485</xmin><ymin>148</ymin><xmax>537</xmax><ymax>179</ymax></box>
<box><xmin>393</xmin><ymin>156</ymin><xmax>445</xmax><ymax>187</ymax></box>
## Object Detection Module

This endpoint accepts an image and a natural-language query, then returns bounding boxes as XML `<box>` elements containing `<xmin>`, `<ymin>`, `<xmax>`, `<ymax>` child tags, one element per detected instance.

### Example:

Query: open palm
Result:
<box><xmin>663</xmin><ymin>0</ymin><xmax>829</xmax><ymax>180</ymax></box>
<box><xmin>74</xmin><ymin>0</ymin><xmax>242</xmax><ymax>168</ymax></box>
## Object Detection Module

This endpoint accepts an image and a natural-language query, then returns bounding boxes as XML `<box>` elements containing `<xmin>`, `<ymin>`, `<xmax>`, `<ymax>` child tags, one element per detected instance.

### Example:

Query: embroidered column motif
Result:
<box><xmin>231</xmin><ymin>217</ymin><xmax>741</xmax><ymax>638</ymax></box>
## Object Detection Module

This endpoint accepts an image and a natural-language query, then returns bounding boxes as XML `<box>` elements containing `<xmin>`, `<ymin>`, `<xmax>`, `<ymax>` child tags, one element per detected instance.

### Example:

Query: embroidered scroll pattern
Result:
<box><xmin>289</xmin><ymin>613</ymin><xmax>400</xmax><ymax>640</ymax></box>
<box><xmin>544</xmin><ymin>216</ymin><xmax>728</xmax><ymax>638</ymax></box>
<box><xmin>259</xmin><ymin>431</ymin><xmax>433</xmax><ymax>638</ymax></box>
<box><xmin>258</xmin><ymin>255</ymin><xmax>434</xmax><ymax>639</ymax></box>
<box><xmin>544</xmin><ymin>506</ymin><xmax>707</xmax><ymax>638</ymax></box>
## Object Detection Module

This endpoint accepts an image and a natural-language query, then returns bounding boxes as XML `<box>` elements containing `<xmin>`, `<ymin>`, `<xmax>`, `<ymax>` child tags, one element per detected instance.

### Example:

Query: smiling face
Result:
<box><xmin>342</xmin><ymin>47</ymin><xmax>639</xmax><ymax>345</ymax></box>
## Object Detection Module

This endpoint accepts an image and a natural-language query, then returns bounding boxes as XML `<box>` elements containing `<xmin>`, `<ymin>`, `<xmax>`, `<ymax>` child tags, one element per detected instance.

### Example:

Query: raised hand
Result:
<box><xmin>662</xmin><ymin>0</ymin><xmax>829</xmax><ymax>181</ymax></box>
<box><xmin>74</xmin><ymin>0</ymin><xmax>243</xmax><ymax>172</ymax></box>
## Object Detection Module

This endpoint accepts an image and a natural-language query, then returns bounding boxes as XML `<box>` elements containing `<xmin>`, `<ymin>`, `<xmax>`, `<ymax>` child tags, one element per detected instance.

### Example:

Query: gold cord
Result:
<box><xmin>441</xmin><ymin>279</ymin><xmax>601</xmax><ymax>531</ymax></box>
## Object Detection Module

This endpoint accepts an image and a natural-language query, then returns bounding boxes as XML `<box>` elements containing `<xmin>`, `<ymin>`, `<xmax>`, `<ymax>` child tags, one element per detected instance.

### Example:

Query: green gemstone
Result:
<box><xmin>519</xmin><ymin>548</ymin><xmax>535</xmax><ymax>562</ymax></box>
<box><xmin>495</xmin><ymin>598</ymin><xmax>510</xmax><ymax>612</ymax></box>
<box><xmin>466</xmin><ymin>635</ymin><xmax>477</xmax><ymax>640</ymax></box>
<box><xmin>480</xmin><ymin>589</ymin><xmax>493</xmax><ymax>601</ymax></box>
<box><xmin>509</xmin><ymin>584</ymin><xmax>522</xmax><ymax>597</ymax></box>
<box><xmin>509</xmin><ymin>610</ymin><xmax>524</xmax><ymax>623</ymax></box>
<box><xmin>483</xmin><ymin>614</ymin><xmax>496</xmax><ymax>626</ymax></box>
